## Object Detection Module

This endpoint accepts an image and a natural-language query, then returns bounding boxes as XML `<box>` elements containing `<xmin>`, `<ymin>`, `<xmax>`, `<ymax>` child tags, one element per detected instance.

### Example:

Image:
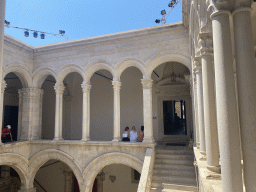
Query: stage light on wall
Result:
<box><xmin>33</xmin><ymin>31</ymin><xmax>38</xmax><ymax>38</ymax></box>
<box><xmin>59</xmin><ymin>30</ymin><xmax>65</xmax><ymax>35</ymax></box>
<box><xmin>155</xmin><ymin>19</ymin><xmax>160</xmax><ymax>24</ymax></box>
<box><xmin>4</xmin><ymin>20</ymin><xmax>10</xmax><ymax>26</ymax></box>
<box><xmin>40</xmin><ymin>33</ymin><xmax>45</xmax><ymax>39</ymax></box>
<box><xmin>24</xmin><ymin>31</ymin><xmax>29</xmax><ymax>37</ymax></box>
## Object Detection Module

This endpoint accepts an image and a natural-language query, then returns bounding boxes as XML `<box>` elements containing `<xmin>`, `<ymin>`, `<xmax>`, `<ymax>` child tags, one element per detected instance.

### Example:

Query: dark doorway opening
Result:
<box><xmin>163</xmin><ymin>100</ymin><xmax>187</xmax><ymax>135</ymax></box>
<box><xmin>4</xmin><ymin>105</ymin><xmax>19</xmax><ymax>141</ymax></box>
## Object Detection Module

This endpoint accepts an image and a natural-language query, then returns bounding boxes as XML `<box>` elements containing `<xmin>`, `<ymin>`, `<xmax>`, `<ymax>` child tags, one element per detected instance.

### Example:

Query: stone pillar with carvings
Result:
<box><xmin>19</xmin><ymin>88</ymin><xmax>44</xmax><ymax>141</ymax></box>
<box><xmin>141</xmin><ymin>78</ymin><xmax>154</xmax><ymax>143</ymax></box>
<box><xmin>193</xmin><ymin>58</ymin><xmax>206</xmax><ymax>157</ymax></box>
<box><xmin>0</xmin><ymin>81</ymin><xmax>6</xmax><ymax>144</ymax></box>
<box><xmin>198</xmin><ymin>33</ymin><xmax>220</xmax><ymax>173</ymax></box>
<box><xmin>209</xmin><ymin>2</ymin><xmax>243</xmax><ymax>190</ymax></box>
<box><xmin>54</xmin><ymin>84</ymin><xmax>65</xmax><ymax>140</ymax></box>
<box><xmin>81</xmin><ymin>82</ymin><xmax>91</xmax><ymax>141</ymax></box>
<box><xmin>112</xmin><ymin>80</ymin><xmax>121</xmax><ymax>142</ymax></box>
<box><xmin>0</xmin><ymin>1</ymin><xmax>6</xmax><ymax>117</ymax></box>
<box><xmin>233</xmin><ymin>5</ymin><xmax>256</xmax><ymax>191</ymax></box>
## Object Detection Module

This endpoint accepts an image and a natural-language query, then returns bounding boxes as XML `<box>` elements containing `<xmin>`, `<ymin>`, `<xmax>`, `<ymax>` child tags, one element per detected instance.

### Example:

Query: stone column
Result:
<box><xmin>0</xmin><ymin>0</ymin><xmax>6</xmax><ymax>116</ymax></box>
<box><xmin>192</xmin><ymin>73</ymin><xmax>200</xmax><ymax>148</ymax></box>
<box><xmin>199</xmin><ymin>33</ymin><xmax>220</xmax><ymax>173</ymax></box>
<box><xmin>81</xmin><ymin>82</ymin><xmax>91</xmax><ymax>141</ymax></box>
<box><xmin>20</xmin><ymin>88</ymin><xmax>44</xmax><ymax>141</ymax></box>
<box><xmin>18</xmin><ymin>187</ymin><xmax>36</xmax><ymax>192</ymax></box>
<box><xmin>141</xmin><ymin>78</ymin><xmax>154</xmax><ymax>143</ymax></box>
<box><xmin>233</xmin><ymin>7</ymin><xmax>256</xmax><ymax>191</ymax></box>
<box><xmin>194</xmin><ymin>58</ymin><xmax>206</xmax><ymax>157</ymax></box>
<box><xmin>17</xmin><ymin>89</ymin><xmax>23</xmax><ymax>141</ymax></box>
<box><xmin>112</xmin><ymin>80</ymin><xmax>121</xmax><ymax>142</ymax></box>
<box><xmin>0</xmin><ymin>81</ymin><xmax>6</xmax><ymax>144</ymax></box>
<box><xmin>54</xmin><ymin>84</ymin><xmax>65</xmax><ymax>140</ymax></box>
<box><xmin>210</xmin><ymin>9</ymin><xmax>243</xmax><ymax>191</ymax></box>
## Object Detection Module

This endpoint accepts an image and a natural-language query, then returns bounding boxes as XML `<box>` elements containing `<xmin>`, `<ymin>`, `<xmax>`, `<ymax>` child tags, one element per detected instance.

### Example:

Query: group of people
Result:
<box><xmin>122</xmin><ymin>126</ymin><xmax>144</xmax><ymax>142</ymax></box>
<box><xmin>1</xmin><ymin>125</ymin><xmax>13</xmax><ymax>143</ymax></box>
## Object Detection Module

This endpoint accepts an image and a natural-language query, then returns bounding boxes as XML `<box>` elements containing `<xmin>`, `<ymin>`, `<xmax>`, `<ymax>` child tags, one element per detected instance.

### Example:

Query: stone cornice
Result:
<box><xmin>4</xmin><ymin>34</ymin><xmax>34</xmax><ymax>52</ymax></box>
<box><xmin>33</xmin><ymin>22</ymin><xmax>185</xmax><ymax>52</ymax></box>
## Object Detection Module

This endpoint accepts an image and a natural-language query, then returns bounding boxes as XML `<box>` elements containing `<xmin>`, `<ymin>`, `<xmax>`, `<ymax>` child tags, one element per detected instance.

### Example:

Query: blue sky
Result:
<box><xmin>4</xmin><ymin>0</ymin><xmax>182</xmax><ymax>46</ymax></box>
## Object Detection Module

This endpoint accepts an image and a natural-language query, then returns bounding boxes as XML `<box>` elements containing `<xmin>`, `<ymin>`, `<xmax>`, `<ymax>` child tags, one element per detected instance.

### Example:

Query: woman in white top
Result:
<box><xmin>130</xmin><ymin>126</ymin><xmax>137</xmax><ymax>142</ymax></box>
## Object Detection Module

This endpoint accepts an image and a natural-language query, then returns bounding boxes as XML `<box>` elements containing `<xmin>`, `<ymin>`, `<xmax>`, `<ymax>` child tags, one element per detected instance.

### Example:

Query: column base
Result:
<box><xmin>206</xmin><ymin>165</ymin><xmax>221</xmax><ymax>174</ymax></box>
<box><xmin>196</xmin><ymin>142</ymin><xmax>200</xmax><ymax>149</ymax></box>
<box><xmin>199</xmin><ymin>152</ymin><xmax>207</xmax><ymax>161</ymax></box>
<box><xmin>81</xmin><ymin>138</ymin><xmax>90</xmax><ymax>142</ymax></box>
<box><xmin>53</xmin><ymin>138</ymin><xmax>64</xmax><ymax>141</ymax></box>
<box><xmin>18</xmin><ymin>187</ymin><xmax>36</xmax><ymax>192</ymax></box>
<box><xmin>112</xmin><ymin>138</ymin><xmax>121</xmax><ymax>142</ymax></box>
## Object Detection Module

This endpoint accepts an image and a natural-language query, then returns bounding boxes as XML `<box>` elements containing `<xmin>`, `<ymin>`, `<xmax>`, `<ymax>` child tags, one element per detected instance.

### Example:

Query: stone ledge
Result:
<box><xmin>193</xmin><ymin>147</ymin><xmax>222</xmax><ymax>192</ymax></box>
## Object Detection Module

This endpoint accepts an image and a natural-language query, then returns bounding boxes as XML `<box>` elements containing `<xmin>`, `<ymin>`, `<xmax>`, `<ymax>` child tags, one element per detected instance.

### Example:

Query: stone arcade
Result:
<box><xmin>1</xmin><ymin>0</ymin><xmax>256</xmax><ymax>191</ymax></box>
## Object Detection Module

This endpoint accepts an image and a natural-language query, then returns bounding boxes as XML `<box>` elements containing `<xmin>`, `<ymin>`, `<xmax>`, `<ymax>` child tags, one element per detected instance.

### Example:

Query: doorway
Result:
<box><xmin>3</xmin><ymin>105</ymin><xmax>19</xmax><ymax>141</ymax></box>
<box><xmin>163</xmin><ymin>100</ymin><xmax>186</xmax><ymax>135</ymax></box>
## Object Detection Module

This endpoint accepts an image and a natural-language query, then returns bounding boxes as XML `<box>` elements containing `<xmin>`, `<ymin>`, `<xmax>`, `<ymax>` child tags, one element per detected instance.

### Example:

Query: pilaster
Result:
<box><xmin>54</xmin><ymin>84</ymin><xmax>65</xmax><ymax>140</ymax></box>
<box><xmin>0</xmin><ymin>80</ymin><xmax>6</xmax><ymax>144</ymax></box>
<box><xmin>141</xmin><ymin>78</ymin><xmax>154</xmax><ymax>143</ymax></box>
<box><xmin>19</xmin><ymin>88</ymin><xmax>44</xmax><ymax>141</ymax></box>
<box><xmin>112</xmin><ymin>80</ymin><xmax>121</xmax><ymax>142</ymax></box>
<box><xmin>81</xmin><ymin>82</ymin><xmax>92</xmax><ymax>141</ymax></box>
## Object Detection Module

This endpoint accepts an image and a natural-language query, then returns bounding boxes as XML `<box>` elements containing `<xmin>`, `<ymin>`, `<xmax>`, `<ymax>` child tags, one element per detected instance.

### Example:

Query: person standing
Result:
<box><xmin>1</xmin><ymin>125</ymin><xmax>12</xmax><ymax>143</ymax></box>
<box><xmin>130</xmin><ymin>126</ymin><xmax>138</xmax><ymax>142</ymax></box>
<box><xmin>138</xmin><ymin>126</ymin><xmax>144</xmax><ymax>142</ymax></box>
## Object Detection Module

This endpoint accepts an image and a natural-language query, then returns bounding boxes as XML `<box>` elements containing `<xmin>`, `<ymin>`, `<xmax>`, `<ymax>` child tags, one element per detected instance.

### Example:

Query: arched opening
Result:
<box><xmin>90</xmin><ymin>69</ymin><xmax>113</xmax><ymax>141</ymax></box>
<box><xmin>92</xmin><ymin>164</ymin><xmax>140</xmax><ymax>192</ymax></box>
<box><xmin>41</xmin><ymin>75</ymin><xmax>56</xmax><ymax>140</ymax></box>
<box><xmin>62</xmin><ymin>72</ymin><xmax>83</xmax><ymax>140</ymax></box>
<box><xmin>0</xmin><ymin>165</ymin><xmax>22</xmax><ymax>191</ymax></box>
<box><xmin>120</xmin><ymin>67</ymin><xmax>143</xmax><ymax>141</ymax></box>
<box><xmin>2</xmin><ymin>72</ymin><xmax>24</xmax><ymax>142</ymax></box>
<box><xmin>34</xmin><ymin>160</ymin><xmax>80</xmax><ymax>192</ymax></box>
<box><xmin>150</xmin><ymin>62</ymin><xmax>192</xmax><ymax>143</ymax></box>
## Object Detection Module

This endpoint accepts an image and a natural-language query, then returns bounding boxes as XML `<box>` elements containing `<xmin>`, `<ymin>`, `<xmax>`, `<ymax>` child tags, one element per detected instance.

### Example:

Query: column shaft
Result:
<box><xmin>233</xmin><ymin>7</ymin><xmax>256</xmax><ymax>191</ymax></box>
<box><xmin>18</xmin><ymin>89</ymin><xmax>23</xmax><ymax>141</ymax></box>
<box><xmin>201</xmin><ymin>54</ymin><xmax>220</xmax><ymax>171</ymax></box>
<box><xmin>81</xmin><ymin>82</ymin><xmax>91</xmax><ymax>141</ymax></box>
<box><xmin>54</xmin><ymin>84</ymin><xmax>65</xmax><ymax>140</ymax></box>
<box><xmin>112</xmin><ymin>81</ymin><xmax>121</xmax><ymax>142</ymax></box>
<box><xmin>141</xmin><ymin>78</ymin><xmax>154</xmax><ymax>143</ymax></box>
<box><xmin>195</xmin><ymin>62</ymin><xmax>206</xmax><ymax>154</ymax></box>
<box><xmin>211</xmin><ymin>11</ymin><xmax>243</xmax><ymax>191</ymax></box>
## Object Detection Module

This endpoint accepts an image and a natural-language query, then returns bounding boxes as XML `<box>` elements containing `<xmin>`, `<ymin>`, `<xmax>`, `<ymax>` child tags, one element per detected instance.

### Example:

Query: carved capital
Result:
<box><xmin>1</xmin><ymin>81</ymin><xmax>6</xmax><ymax>93</ymax></box>
<box><xmin>22</xmin><ymin>88</ymin><xmax>44</xmax><ymax>97</ymax></box>
<box><xmin>54</xmin><ymin>84</ymin><xmax>65</xmax><ymax>94</ymax></box>
<box><xmin>81</xmin><ymin>83</ymin><xmax>92</xmax><ymax>93</ymax></box>
<box><xmin>193</xmin><ymin>58</ymin><xmax>202</xmax><ymax>73</ymax></box>
<box><xmin>141</xmin><ymin>78</ymin><xmax>153</xmax><ymax>89</ymax></box>
<box><xmin>197</xmin><ymin>33</ymin><xmax>213</xmax><ymax>56</ymax></box>
<box><xmin>208</xmin><ymin>0</ymin><xmax>230</xmax><ymax>16</ymax></box>
<box><xmin>112</xmin><ymin>81</ymin><xmax>121</xmax><ymax>91</ymax></box>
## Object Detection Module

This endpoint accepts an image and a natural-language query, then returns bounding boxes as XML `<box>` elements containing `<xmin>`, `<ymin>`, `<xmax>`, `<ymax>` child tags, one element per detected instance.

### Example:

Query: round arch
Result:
<box><xmin>83</xmin><ymin>152</ymin><xmax>143</xmax><ymax>192</ymax></box>
<box><xmin>145</xmin><ymin>51</ymin><xmax>191</xmax><ymax>77</ymax></box>
<box><xmin>28</xmin><ymin>149</ymin><xmax>83</xmax><ymax>190</ymax></box>
<box><xmin>84</xmin><ymin>61</ymin><xmax>114</xmax><ymax>82</ymax></box>
<box><xmin>115</xmin><ymin>58</ymin><xmax>146</xmax><ymax>81</ymax></box>
<box><xmin>0</xmin><ymin>153</ymin><xmax>29</xmax><ymax>188</ymax></box>
<box><xmin>56</xmin><ymin>64</ymin><xmax>84</xmax><ymax>84</ymax></box>
<box><xmin>3</xmin><ymin>65</ymin><xmax>32</xmax><ymax>88</ymax></box>
<box><xmin>32</xmin><ymin>67</ymin><xmax>57</xmax><ymax>88</ymax></box>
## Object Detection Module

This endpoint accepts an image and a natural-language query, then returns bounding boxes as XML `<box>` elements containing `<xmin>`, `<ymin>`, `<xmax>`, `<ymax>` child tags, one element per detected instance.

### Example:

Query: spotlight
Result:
<box><xmin>4</xmin><ymin>20</ymin><xmax>10</xmax><ymax>25</ymax></box>
<box><xmin>59</xmin><ymin>30</ymin><xmax>65</xmax><ymax>35</ymax></box>
<box><xmin>155</xmin><ymin>19</ymin><xmax>161</xmax><ymax>24</ymax></box>
<box><xmin>24</xmin><ymin>31</ymin><xmax>29</xmax><ymax>37</ymax></box>
<box><xmin>33</xmin><ymin>31</ymin><xmax>38</xmax><ymax>38</ymax></box>
<box><xmin>168</xmin><ymin>2</ymin><xmax>173</xmax><ymax>7</ymax></box>
<box><xmin>161</xmin><ymin>10</ymin><xmax>166</xmax><ymax>15</ymax></box>
<box><xmin>40</xmin><ymin>33</ymin><xmax>45</xmax><ymax>39</ymax></box>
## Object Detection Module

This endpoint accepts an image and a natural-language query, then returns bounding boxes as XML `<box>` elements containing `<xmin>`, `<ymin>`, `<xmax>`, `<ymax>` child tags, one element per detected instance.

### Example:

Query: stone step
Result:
<box><xmin>153</xmin><ymin>169</ymin><xmax>196</xmax><ymax>178</ymax></box>
<box><xmin>154</xmin><ymin>164</ymin><xmax>195</xmax><ymax>172</ymax></box>
<box><xmin>150</xmin><ymin>188</ymin><xmax>196</xmax><ymax>192</ymax></box>
<box><xmin>156</xmin><ymin>154</ymin><xmax>194</xmax><ymax>160</ymax></box>
<box><xmin>152</xmin><ymin>175</ymin><xmax>197</xmax><ymax>185</ymax></box>
<box><xmin>151</xmin><ymin>181</ymin><xmax>197</xmax><ymax>191</ymax></box>
<box><xmin>156</xmin><ymin>149</ymin><xmax>194</xmax><ymax>155</ymax></box>
<box><xmin>155</xmin><ymin>159</ymin><xmax>194</xmax><ymax>166</ymax></box>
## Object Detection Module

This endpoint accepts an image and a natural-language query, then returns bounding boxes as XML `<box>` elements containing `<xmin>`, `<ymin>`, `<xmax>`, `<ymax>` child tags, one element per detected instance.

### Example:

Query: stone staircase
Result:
<box><xmin>150</xmin><ymin>146</ymin><xmax>198</xmax><ymax>192</ymax></box>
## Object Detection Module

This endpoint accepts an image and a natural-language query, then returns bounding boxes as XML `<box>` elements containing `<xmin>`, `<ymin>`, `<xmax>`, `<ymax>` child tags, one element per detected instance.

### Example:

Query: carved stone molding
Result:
<box><xmin>193</xmin><ymin>58</ymin><xmax>202</xmax><ymax>73</ymax></box>
<box><xmin>54</xmin><ymin>84</ymin><xmax>65</xmax><ymax>94</ymax></box>
<box><xmin>197</xmin><ymin>33</ymin><xmax>213</xmax><ymax>56</ymax></box>
<box><xmin>21</xmin><ymin>88</ymin><xmax>44</xmax><ymax>98</ymax></box>
<box><xmin>81</xmin><ymin>83</ymin><xmax>92</xmax><ymax>93</ymax></box>
<box><xmin>141</xmin><ymin>78</ymin><xmax>153</xmax><ymax>89</ymax></box>
<box><xmin>112</xmin><ymin>81</ymin><xmax>121</xmax><ymax>90</ymax></box>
